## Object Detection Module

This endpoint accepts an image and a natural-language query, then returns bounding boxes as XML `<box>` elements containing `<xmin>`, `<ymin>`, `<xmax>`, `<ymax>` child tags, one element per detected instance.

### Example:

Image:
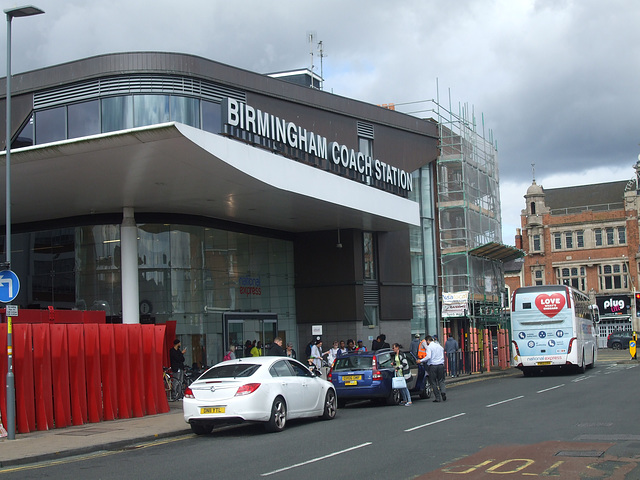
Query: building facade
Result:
<box><xmin>0</xmin><ymin>52</ymin><xmax>440</xmax><ymax>367</ymax></box>
<box><xmin>520</xmin><ymin>166</ymin><xmax>640</xmax><ymax>342</ymax></box>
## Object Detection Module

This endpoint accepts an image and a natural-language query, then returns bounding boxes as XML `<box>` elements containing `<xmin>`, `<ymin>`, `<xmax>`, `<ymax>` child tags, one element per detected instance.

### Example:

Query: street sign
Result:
<box><xmin>5</xmin><ymin>305</ymin><xmax>17</xmax><ymax>317</ymax></box>
<box><xmin>630</xmin><ymin>337</ymin><xmax>637</xmax><ymax>360</ymax></box>
<box><xmin>0</xmin><ymin>270</ymin><xmax>20</xmax><ymax>303</ymax></box>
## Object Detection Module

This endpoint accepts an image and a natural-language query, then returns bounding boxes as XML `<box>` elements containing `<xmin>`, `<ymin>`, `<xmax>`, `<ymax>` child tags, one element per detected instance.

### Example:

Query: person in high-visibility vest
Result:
<box><xmin>417</xmin><ymin>337</ymin><xmax>428</xmax><ymax>359</ymax></box>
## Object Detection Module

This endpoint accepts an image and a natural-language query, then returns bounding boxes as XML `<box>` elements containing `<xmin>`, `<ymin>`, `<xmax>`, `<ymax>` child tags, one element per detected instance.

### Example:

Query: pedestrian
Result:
<box><xmin>244</xmin><ymin>340</ymin><xmax>252</xmax><ymax>358</ymax></box>
<box><xmin>410</xmin><ymin>333</ymin><xmax>421</xmax><ymax>358</ymax></box>
<box><xmin>251</xmin><ymin>341</ymin><xmax>262</xmax><ymax>357</ymax></box>
<box><xmin>371</xmin><ymin>335</ymin><xmax>382</xmax><ymax>351</ymax></box>
<box><xmin>417</xmin><ymin>335</ymin><xmax>428</xmax><ymax>360</ymax></box>
<box><xmin>267</xmin><ymin>337</ymin><xmax>285</xmax><ymax>356</ymax></box>
<box><xmin>169</xmin><ymin>338</ymin><xmax>186</xmax><ymax>400</ymax></box>
<box><xmin>346</xmin><ymin>339</ymin><xmax>356</xmax><ymax>351</ymax></box>
<box><xmin>308</xmin><ymin>339</ymin><xmax>324</xmax><ymax>371</ymax></box>
<box><xmin>286</xmin><ymin>342</ymin><xmax>297</xmax><ymax>359</ymax></box>
<box><xmin>356</xmin><ymin>340</ymin><xmax>367</xmax><ymax>352</ymax></box>
<box><xmin>337</xmin><ymin>340</ymin><xmax>348</xmax><ymax>357</ymax></box>
<box><xmin>392</xmin><ymin>343</ymin><xmax>412</xmax><ymax>406</ymax></box>
<box><xmin>445</xmin><ymin>335</ymin><xmax>459</xmax><ymax>377</ymax></box>
<box><xmin>327</xmin><ymin>340</ymin><xmax>340</xmax><ymax>366</ymax></box>
<box><xmin>379</xmin><ymin>334</ymin><xmax>390</xmax><ymax>349</ymax></box>
<box><xmin>223</xmin><ymin>344</ymin><xmax>236</xmax><ymax>361</ymax></box>
<box><xmin>418</xmin><ymin>335</ymin><xmax>446</xmax><ymax>402</ymax></box>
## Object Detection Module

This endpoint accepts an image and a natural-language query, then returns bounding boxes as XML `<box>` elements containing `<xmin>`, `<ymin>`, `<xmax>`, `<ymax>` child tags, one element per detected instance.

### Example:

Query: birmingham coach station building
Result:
<box><xmin>0</xmin><ymin>52</ymin><xmax>441</xmax><ymax>367</ymax></box>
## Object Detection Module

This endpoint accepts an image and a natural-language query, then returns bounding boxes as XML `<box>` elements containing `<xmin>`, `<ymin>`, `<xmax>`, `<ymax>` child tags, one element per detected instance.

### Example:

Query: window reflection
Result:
<box><xmin>202</xmin><ymin>100</ymin><xmax>222</xmax><ymax>134</ymax></box>
<box><xmin>171</xmin><ymin>96</ymin><xmax>200</xmax><ymax>128</ymax></box>
<box><xmin>35</xmin><ymin>107</ymin><xmax>66</xmax><ymax>144</ymax></box>
<box><xmin>102</xmin><ymin>96</ymin><xmax>133</xmax><ymax>133</ymax></box>
<box><xmin>68</xmin><ymin>100</ymin><xmax>100</xmax><ymax>138</ymax></box>
<box><xmin>134</xmin><ymin>95</ymin><xmax>170</xmax><ymax>127</ymax></box>
<box><xmin>13</xmin><ymin>115</ymin><xmax>33</xmax><ymax>148</ymax></box>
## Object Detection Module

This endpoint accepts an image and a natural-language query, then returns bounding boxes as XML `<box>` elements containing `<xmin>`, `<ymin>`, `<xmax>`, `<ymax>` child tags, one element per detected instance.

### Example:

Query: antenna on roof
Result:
<box><xmin>531</xmin><ymin>163</ymin><xmax>536</xmax><ymax>183</ymax></box>
<box><xmin>307</xmin><ymin>31</ymin><xmax>317</xmax><ymax>72</ymax></box>
<box><xmin>317</xmin><ymin>40</ymin><xmax>327</xmax><ymax>90</ymax></box>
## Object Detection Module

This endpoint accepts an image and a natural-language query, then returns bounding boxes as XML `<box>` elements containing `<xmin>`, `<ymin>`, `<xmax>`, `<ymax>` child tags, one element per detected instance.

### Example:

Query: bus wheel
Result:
<box><xmin>577</xmin><ymin>354</ymin><xmax>586</xmax><ymax>374</ymax></box>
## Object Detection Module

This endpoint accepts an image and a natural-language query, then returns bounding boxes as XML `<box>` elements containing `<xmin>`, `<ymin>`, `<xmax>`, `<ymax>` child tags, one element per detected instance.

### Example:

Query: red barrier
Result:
<box><xmin>128</xmin><ymin>326</ymin><xmax>145</xmax><ymax>417</ymax></box>
<box><xmin>51</xmin><ymin>325</ymin><xmax>72</xmax><ymax>428</ymax></box>
<box><xmin>154</xmin><ymin>325</ymin><xmax>170</xmax><ymax>414</ymax></box>
<box><xmin>142</xmin><ymin>325</ymin><xmax>158</xmax><ymax>415</ymax></box>
<box><xmin>114</xmin><ymin>325</ymin><xmax>132</xmax><ymax>419</ymax></box>
<box><xmin>32</xmin><ymin>323</ymin><xmax>54</xmax><ymax>430</ymax></box>
<box><xmin>99</xmin><ymin>325</ymin><xmax>118</xmax><ymax>421</ymax></box>
<box><xmin>14</xmin><ymin>324</ymin><xmax>36</xmax><ymax>433</ymax></box>
<box><xmin>68</xmin><ymin>324</ymin><xmax>88</xmax><ymax>426</ymax></box>
<box><xmin>0</xmin><ymin>323</ymin><xmax>6</xmax><ymax>430</ymax></box>
<box><xmin>84</xmin><ymin>324</ymin><xmax>102</xmax><ymax>423</ymax></box>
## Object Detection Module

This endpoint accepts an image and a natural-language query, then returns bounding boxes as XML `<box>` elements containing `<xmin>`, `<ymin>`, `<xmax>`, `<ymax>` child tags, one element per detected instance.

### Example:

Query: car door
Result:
<box><xmin>403</xmin><ymin>352</ymin><xmax>420</xmax><ymax>390</ymax></box>
<box><xmin>269</xmin><ymin>359</ymin><xmax>305</xmax><ymax>415</ymax></box>
<box><xmin>287</xmin><ymin>360</ymin><xmax>323</xmax><ymax>413</ymax></box>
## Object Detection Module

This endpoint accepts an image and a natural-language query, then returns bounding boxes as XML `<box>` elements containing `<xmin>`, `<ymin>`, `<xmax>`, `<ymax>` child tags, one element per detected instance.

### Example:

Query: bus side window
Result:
<box><xmin>523</xmin><ymin>302</ymin><xmax>531</xmax><ymax>309</ymax></box>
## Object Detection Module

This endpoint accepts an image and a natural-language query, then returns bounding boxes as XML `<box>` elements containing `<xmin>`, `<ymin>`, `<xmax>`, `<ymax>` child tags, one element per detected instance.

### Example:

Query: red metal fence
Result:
<box><xmin>0</xmin><ymin>321</ymin><xmax>172</xmax><ymax>434</ymax></box>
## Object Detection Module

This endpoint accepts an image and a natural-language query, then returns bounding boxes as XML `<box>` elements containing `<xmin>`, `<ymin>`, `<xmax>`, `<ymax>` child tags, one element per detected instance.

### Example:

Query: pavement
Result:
<box><xmin>0</xmin><ymin>349</ymin><xmax>635</xmax><ymax>468</ymax></box>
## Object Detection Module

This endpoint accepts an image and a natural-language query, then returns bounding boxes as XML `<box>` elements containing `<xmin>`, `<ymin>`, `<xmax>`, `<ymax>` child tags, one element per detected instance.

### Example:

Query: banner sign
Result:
<box><xmin>442</xmin><ymin>291</ymin><xmax>469</xmax><ymax>318</ymax></box>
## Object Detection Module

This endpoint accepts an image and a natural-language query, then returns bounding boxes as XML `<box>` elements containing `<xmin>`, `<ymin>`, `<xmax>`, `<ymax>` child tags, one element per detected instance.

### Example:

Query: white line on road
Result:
<box><xmin>537</xmin><ymin>384</ymin><xmax>564</xmax><ymax>393</ymax></box>
<box><xmin>486</xmin><ymin>395</ymin><xmax>524</xmax><ymax>408</ymax></box>
<box><xmin>404</xmin><ymin>413</ymin><xmax>466</xmax><ymax>432</ymax></box>
<box><xmin>261</xmin><ymin>442</ymin><xmax>373</xmax><ymax>476</ymax></box>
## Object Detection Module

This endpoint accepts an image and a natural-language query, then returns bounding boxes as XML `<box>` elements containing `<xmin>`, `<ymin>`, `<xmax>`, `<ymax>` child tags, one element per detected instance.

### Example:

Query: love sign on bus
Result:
<box><xmin>535</xmin><ymin>293</ymin><xmax>566</xmax><ymax>318</ymax></box>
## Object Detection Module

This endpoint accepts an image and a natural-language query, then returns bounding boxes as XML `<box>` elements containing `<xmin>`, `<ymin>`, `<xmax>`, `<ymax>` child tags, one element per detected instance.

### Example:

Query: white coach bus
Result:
<box><xmin>510</xmin><ymin>285</ymin><xmax>598</xmax><ymax>376</ymax></box>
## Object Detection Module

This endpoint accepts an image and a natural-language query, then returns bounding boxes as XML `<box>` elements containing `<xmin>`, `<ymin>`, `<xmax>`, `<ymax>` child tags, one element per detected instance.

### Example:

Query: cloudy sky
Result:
<box><xmin>3</xmin><ymin>0</ymin><xmax>639</xmax><ymax>244</ymax></box>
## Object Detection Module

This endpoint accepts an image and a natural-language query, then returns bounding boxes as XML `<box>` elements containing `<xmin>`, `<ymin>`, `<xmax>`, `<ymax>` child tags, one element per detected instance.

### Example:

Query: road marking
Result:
<box><xmin>486</xmin><ymin>396</ymin><xmax>523</xmax><ymax>408</ymax></box>
<box><xmin>537</xmin><ymin>384</ymin><xmax>564</xmax><ymax>393</ymax></box>
<box><xmin>404</xmin><ymin>413</ymin><xmax>466</xmax><ymax>432</ymax></box>
<box><xmin>260</xmin><ymin>442</ymin><xmax>372</xmax><ymax>476</ymax></box>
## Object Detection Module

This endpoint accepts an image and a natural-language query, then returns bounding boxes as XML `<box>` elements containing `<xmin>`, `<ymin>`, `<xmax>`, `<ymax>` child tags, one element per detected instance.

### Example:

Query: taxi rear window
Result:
<box><xmin>332</xmin><ymin>356</ymin><xmax>373</xmax><ymax>371</ymax></box>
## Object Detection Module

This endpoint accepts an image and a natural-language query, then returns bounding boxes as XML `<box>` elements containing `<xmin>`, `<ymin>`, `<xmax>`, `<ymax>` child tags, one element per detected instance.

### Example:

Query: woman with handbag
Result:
<box><xmin>392</xmin><ymin>343</ymin><xmax>412</xmax><ymax>406</ymax></box>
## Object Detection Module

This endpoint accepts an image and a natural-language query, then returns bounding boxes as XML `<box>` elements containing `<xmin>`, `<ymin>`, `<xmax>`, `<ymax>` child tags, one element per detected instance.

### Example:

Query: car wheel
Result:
<box><xmin>265</xmin><ymin>396</ymin><xmax>287</xmax><ymax>433</ymax></box>
<box><xmin>190</xmin><ymin>423</ymin><xmax>213</xmax><ymax>435</ymax></box>
<box><xmin>577</xmin><ymin>352</ymin><xmax>586</xmax><ymax>374</ymax></box>
<box><xmin>612</xmin><ymin>342</ymin><xmax>622</xmax><ymax>350</ymax></box>
<box><xmin>419</xmin><ymin>381</ymin><xmax>432</xmax><ymax>399</ymax></box>
<box><xmin>321</xmin><ymin>390</ymin><xmax>337</xmax><ymax>420</ymax></box>
<box><xmin>386</xmin><ymin>388</ymin><xmax>401</xmax><ymax>406</ymax></box>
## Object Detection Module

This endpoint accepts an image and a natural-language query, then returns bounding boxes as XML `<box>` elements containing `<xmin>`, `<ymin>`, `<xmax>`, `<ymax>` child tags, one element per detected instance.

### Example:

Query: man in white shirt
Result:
<box><xmin>419</xmin><ymin>335</ymin><xmax>447</xmax><ymax>402</ymax></box>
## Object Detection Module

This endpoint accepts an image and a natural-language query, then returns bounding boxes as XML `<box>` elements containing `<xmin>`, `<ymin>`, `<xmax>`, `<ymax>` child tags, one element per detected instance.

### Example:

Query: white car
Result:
<box><xmin>183</xmin><ymin>356</ymin><xmax>337</xmax><ymax>434</ymax></box>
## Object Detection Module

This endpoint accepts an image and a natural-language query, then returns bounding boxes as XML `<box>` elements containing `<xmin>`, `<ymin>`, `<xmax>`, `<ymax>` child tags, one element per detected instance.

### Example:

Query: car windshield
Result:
<box><xmin>332</xmin><ymin>356</ymin><xmax>373</xmax><ymax>371</ymax></box>
<box><xmin>199</xmin><ymin>363</ymin><xmax>260</xmax><ymax>379</ymax></box>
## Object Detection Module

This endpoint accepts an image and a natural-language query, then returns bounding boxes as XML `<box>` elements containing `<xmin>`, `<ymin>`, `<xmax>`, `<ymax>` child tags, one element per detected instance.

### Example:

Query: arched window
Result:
<box><xmin>530</xmin><ymin>202</ymin><xmax>536</xmax><ymax>214</ymax></box>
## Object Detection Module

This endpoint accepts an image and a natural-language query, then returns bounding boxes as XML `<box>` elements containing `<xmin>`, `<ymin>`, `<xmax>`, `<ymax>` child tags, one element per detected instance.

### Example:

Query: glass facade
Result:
<box><xmin>16</xmin><ymin>94</ymin><xmax>222</xmax><ymax>148</ymax></box>
<box><xmin>10</xmin><ymin>223</ymin><xmax>295</xmax><ymax>367</ymax></box>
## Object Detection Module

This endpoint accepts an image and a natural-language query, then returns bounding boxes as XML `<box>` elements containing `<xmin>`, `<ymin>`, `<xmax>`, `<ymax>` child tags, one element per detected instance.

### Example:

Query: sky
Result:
<box><xmin>3</xmin><ymin>0</ymin><xmax>639</xmax><ymax>245</ymax></box>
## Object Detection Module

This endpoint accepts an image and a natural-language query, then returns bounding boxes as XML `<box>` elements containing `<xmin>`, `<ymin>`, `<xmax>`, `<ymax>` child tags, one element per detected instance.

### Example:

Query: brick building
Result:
<box><xmin>519</xmin><ymin>164</ymin><xmax>640</xmax><ymax>344</ymax></box>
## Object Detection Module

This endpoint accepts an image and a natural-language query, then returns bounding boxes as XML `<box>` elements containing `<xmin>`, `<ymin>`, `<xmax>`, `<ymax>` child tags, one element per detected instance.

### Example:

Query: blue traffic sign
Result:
<box><xmin>0</xmin><ymin>270</ymin><xmax>20</xmax><ymax>303</ymax></box>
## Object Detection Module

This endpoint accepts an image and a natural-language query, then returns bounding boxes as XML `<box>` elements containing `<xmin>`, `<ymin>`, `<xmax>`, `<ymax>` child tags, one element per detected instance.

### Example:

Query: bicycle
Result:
<box><xmin>163</xmin><ymin>367</ymin><xmax>174</xmax><ymax>402</ymax></box>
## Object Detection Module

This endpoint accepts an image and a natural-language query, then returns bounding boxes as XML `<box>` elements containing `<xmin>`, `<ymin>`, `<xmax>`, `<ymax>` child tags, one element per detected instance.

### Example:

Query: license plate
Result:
<box><xmin>536</xmin><ymin>361</ymin><xmax>551</xmax><ymax>365</ymax></box>
<box><xmin>342</xmin><ymin>375</ymin><xmax>362</xmax><ymax>381</ymax></box>
<box><xmin>344</xmin><ymin>381</ymin><xmax>358</xmax><ymax>386</ymax></box>
<box><xmin>201</xmin><ymin>407</ymin><xmax>225</xmax><ymax>414</ymax></box>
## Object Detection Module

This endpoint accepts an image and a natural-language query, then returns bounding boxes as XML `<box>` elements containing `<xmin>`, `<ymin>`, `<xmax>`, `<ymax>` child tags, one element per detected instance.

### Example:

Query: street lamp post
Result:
<box><xmin>4</xmin><ymin>4</ymin><xmax>44</xmax><ymax>441</ymax></box>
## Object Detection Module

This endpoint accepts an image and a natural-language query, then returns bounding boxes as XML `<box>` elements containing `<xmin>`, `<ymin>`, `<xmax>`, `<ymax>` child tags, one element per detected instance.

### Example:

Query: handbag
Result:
<box><xmin>392</xmin><ymin>376</ymin><xmax>407</xmax><ymax>389</ymax></box>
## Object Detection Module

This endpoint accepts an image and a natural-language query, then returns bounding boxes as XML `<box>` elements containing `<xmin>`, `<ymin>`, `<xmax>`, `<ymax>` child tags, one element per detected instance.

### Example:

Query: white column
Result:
<box><xmin>121</xmin><ymin>207</ymin><xmax>140</xmax><ymax>324</ymax></box>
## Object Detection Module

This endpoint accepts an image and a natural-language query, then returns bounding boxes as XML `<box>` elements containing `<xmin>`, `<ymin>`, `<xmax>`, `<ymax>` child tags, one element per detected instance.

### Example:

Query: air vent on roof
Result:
<box><xmin>364</xmin><ymin>281</ymin><xmax>379</xmax><ymax>305</ymax></box>
<box><xmin>33</xmin><ymin>75</ymin><xmax>246</xmax><ymax>109</ymax></box>
<box><xmin>357</xmin><ymin>121</ymin><xmax>374</xmax><ymax>139</ymax></box>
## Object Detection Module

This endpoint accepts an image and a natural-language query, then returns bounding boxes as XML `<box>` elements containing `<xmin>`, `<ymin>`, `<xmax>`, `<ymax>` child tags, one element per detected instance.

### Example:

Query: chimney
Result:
<box><xmin>515</xmin><ymin>228</ymin><xmax>522</xmax><ymax>250</ymax></box>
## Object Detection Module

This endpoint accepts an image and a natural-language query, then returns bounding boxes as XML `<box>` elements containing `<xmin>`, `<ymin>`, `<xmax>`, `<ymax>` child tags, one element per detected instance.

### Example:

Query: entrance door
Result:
<box><xmin>223</xmin><ymin>312</ymin><xmax>278</xmax><ymax>358</ymax></box>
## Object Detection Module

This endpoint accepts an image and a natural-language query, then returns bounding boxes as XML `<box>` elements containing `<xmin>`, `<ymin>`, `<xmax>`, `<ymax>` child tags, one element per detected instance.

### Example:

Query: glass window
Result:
<box><xmin>363</xmin><ymin>232</ymin><xmax>376</xmax><ymax>280</ymax></box>
<box><xmin>13</xmin><ymin>115</ymin><xmax>33</xmax><ymax>148</ymax></box>
<box><xmin>269</xmin><ymin>360</ymin><xmax>293</xmax><ymax>377</ymax></box>
<box><xmin>558</xmin><ymin>265</ymin><xmax>586</xmax><ymax>290</ymax></box>
<box><xmin>102</xmin><ymin>96</ymin><xmax>133</xmax><ymax>133</ymax></box>
<box><xmin>565</xmin><ymin>232</ymin><xmax>573</xmax><ymax>249</ymax></box>
<box><xmin>358</xmin><ymin>137</ymin><xmax>373</xmax><ymax>157</ymax></box>
<box><xmin>554</xmin><ymin>233</ymin><xmax>561</xmax><ymax>250</ymax></box>
<box><xmin>171</xmin><ymin>96</ymin><xmax>200</xmax><ymax>128</ymax></box>
<box><xmin>287</xmin><ymin>360</ymin><xmax>313</xmax><ymax>377</ymax></box>
<box><xmin>202</xmin><ymin>100</ymin><xmax>222</xmax><ymax>134</ymax></box>
<box><xmin>599</xmin><ymin>263</ymin><xmax>627</xmax><ymax>290</ymax></box>
<box><xmin>576</xmin><ymin>230</ymin><xmax>584</xmax><ymax>248</ymax></box>
<box><xmin>595</xmin><ymin>229</ymin><xmax>602</xmax><ymax>246</ymax></box>
<box><xmin>618</xmin><ymin>227</ymin><xmax>626</xmax><ymax>244</ymax></box>
<box><xmin>606</xmin><ymin>228</ymin><xmax>614</xmax><ymax>246</ymax></box>
<box><xmin>35</xmin><ymin>107</ymin><xmax>66</xmax><ymax>144</ymax></box>
<box><xmin>68</xmin><ymin>100</ymin><xmax>100</xmax><ymax>139</ymax></box>
<box><xmin>134</xmin><ymin>95</ymin><xmax>170</xmax><ymax>127</ymax></box>
<box><xmin>533</xmin><ymin>234</ymin><xmax>541</xmax><ymax>252</ymax></box>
